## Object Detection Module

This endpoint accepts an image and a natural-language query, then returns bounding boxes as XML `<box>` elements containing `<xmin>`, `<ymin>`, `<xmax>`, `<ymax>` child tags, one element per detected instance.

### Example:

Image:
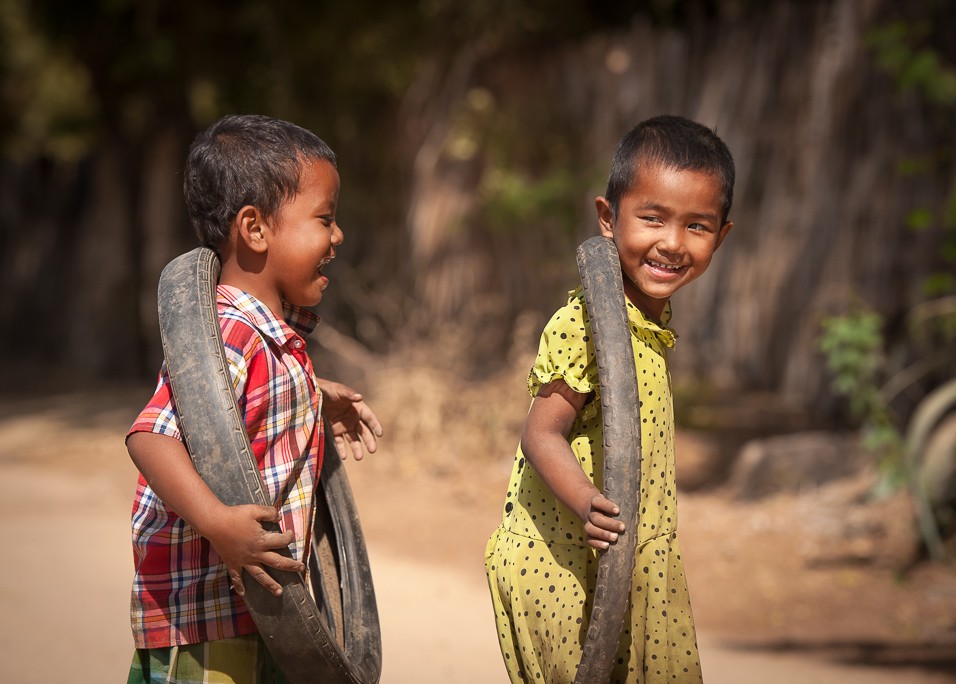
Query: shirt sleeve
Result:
<box><xmin>528</xmin><ymin>291</ymin><xmax>599</xmax><ymax>401</ymax></box>
<box><xmin>127</xmin><ymin>364</ymin><xmax>182</xmax><ymax>441</ymax></box>
<box><xmin>127</xmin><ymin>316</ymin><xmax>265</xmax><ymax>442</ymax></box>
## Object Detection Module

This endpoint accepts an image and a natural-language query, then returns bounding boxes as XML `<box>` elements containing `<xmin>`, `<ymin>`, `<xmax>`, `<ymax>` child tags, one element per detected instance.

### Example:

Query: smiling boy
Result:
<box><xmin>126</xmin><ymin>114</ymin><xmax>382</xmax><ymax>684</ymax></box>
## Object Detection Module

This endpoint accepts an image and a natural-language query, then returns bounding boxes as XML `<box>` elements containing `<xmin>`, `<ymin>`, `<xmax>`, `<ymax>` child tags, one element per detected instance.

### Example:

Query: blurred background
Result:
<box><xmin>1</xmin><ymin>0</ymin><xmax>955</xmax><ymax>682</ymax></box>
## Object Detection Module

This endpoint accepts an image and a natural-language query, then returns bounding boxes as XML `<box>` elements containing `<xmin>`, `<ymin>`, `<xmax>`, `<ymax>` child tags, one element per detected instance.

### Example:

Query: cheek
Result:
<box><xmin>690</xmin><ymin>247</ymin><xmax>716</xmax><ymax>272</ymax></box>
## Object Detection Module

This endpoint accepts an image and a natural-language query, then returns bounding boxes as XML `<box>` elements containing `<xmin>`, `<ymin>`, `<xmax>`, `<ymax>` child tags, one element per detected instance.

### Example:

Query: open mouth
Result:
<box><xmin>644</xmin><ymin>258</ymin><xmax>684</xmax><ymax>273</ymax></box>
<box><xmin>316</xmin><ymin>255</ymin><xmax>335</xmax><ymax>274</ymax></box>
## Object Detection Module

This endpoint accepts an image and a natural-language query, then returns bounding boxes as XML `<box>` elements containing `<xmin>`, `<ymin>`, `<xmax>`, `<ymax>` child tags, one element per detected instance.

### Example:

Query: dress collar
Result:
<box><xmin>569</xmin><ymin>287</ymin><xmax>677</xmax><ymax>349</ymax></box>
<box><xmin>625</xmin><ymin>298</ymin><xmax>677</xmax><ymax>349</ymax></box>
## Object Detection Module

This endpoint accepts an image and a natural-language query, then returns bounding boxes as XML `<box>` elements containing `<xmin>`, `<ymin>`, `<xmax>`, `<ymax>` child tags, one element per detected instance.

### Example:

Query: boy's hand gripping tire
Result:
<box><xmin>573</xmin><ymin>236</ymin><xmax>644</xmax><ymax>684</ymax></box>
<box><xmin>157</xmin><ymin>247</ymin><xmax>382</xmax><ymax>684</ymax></box>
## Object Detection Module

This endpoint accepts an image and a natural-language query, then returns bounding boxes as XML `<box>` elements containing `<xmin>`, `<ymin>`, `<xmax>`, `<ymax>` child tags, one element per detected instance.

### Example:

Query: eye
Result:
<box><xmin>688</xmin><ymin>222</ymin><xmax>711</xmax><ymax>232</ymax></box>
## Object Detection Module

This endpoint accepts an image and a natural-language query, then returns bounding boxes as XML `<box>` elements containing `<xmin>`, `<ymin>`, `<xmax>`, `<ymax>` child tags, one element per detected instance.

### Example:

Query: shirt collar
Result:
<box><xmin>216</xmin><ymin>285</ymin><xmax>320</xmax><ymax>346</ymax></box>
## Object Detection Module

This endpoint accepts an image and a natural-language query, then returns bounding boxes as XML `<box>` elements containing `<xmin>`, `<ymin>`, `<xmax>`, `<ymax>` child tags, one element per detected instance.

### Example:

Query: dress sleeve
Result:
<box><xmin>528</xmin><ymin>292</ymin><xmax>598</xmax><ymax>401</ymax></box>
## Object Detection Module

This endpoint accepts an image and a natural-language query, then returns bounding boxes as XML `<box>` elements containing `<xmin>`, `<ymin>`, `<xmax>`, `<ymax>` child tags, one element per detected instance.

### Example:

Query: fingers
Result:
<box><xmin>259</xmin><ymin>550</ymin><xmax>306</xmax><ymax>575</ymax></box>
<box><xmin>356</xmin><ymin>403</ymin><xmax>384</xmax><ymax>438</ymax></box>
<box><xmin>240</xmin><ymin>507</ymin><xmax>305</xmax><ymax>570</ymax></box>
<box><xmin>590</xmin><ymin>494</ymin><xmax>621</xmax><ymax>518</ymax></box>
<box><xmin>251</xmin><ymin>504</ymin><xmax>281</xmax><ymax>524</ymax></box>
<box><xmin>348</xmin><ymin>434</ymin><xmax>366</xmax><ymax>461</ymax></box>
<box><xmin>585</xmin><ymin>494</ymin><xmax>625</xmax><ymax>550</ymax></box>
<box><xmin>584</xmin><ymin>520</ymin><xmax>621</xmax><ymax>550</ymax></box>
<box><xmin>356</xmin><ymin>418</ymin><xmax>380</xmax><ymax>454</ymax></box>
<box><xmin>227</xmin><ymin>539</ymin><xmax>304</xmax><ymax>598</ymax></box>
<box><xmin>334</xmin><ymin>432</ymin><xmax>368</xmax><ymax>461</ymax></box>
<box><xmin>320</xmin><ymin>379</ymin><xmax>362</xmax><ymax>403</ymax></box>
<box><xmin>330</xmin><ymin>417</ymin><xmax>381</xmax><ymax>460</ymax></box>
<box><xmin>243</xmin><ymin>564</ymin><xmax>284</xmax><ymax>597</ymax></box>
<box><xmin>229</xmin><ymin>569</ymin><xmax>246</xmax><ymax>596</ymax></box>
<box><xmin>349</xmin><ymin>420</ymin><xmax>378</xmax><ymax>459</ymax></box>
<box><xmin>259</xmin><ymin>528</ymin><xmax>304</xmax><ymax>568</ymax></box>
<box><xmin>334</xmin><ymin>434</ymin><xmax>349</xmax><ymax>460</ymax></box>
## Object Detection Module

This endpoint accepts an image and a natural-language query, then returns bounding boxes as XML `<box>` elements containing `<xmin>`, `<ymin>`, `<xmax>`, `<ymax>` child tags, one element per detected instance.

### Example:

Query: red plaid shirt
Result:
<box><xmin>128</xmin><ymin>285</ymin><xmax>324</xmax><ymax>648</ymax></box>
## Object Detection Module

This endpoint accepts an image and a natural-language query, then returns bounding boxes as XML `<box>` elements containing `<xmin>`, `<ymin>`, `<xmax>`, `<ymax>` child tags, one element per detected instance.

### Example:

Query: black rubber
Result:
<box><xmin>157</xmin><ymin>247</ymin><xmax>382</xmax><ymax>684</ymax></box>
<box><xmin>573</xmin><ymin>236</ymin><xmax>644</xmax><ymax>684</ymax></box>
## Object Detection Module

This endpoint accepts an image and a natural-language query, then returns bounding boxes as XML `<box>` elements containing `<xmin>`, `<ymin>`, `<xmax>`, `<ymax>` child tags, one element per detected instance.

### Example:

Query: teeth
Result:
<box><xmin>647</xmin><ymin>260</ymin><xmax>682</xmax><ymax>271</ymax></box>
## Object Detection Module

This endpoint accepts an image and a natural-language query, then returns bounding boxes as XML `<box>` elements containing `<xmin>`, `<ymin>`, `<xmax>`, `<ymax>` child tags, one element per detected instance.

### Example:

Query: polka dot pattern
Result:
<box><xmin>485</xmin><ymin>289</ymin><xmax>701</xmax><ymax>683</ymax></box>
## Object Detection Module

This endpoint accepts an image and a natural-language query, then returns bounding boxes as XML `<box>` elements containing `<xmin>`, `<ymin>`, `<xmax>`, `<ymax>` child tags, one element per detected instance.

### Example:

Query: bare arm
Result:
<box><xmin>521</xmin><ymin>379</ymin><xmax>625</xmax><ymax>550</ymax></box>
<box><xmin>127</xmin><ymin>431</ymin><xmax>305</xmax><ymax>596</ymax></box>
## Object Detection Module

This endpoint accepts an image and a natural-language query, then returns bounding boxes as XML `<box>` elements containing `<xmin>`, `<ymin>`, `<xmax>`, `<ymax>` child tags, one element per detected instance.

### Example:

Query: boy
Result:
<box><xmin>127</xmin><ymin>114</ymin><xmax>382</xmax><ymax>683</ymax></box>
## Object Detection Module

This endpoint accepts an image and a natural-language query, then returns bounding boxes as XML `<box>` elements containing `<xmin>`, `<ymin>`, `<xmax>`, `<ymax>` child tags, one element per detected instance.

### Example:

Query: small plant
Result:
<box><xmin>819</xmin><ymin>307</ymin><xmax>906</xmax><ymax>494</ymax></box>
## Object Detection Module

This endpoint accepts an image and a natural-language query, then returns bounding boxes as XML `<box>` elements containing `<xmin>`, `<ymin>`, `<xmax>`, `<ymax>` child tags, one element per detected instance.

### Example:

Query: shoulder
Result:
<box><xmin>220</xmin><ymin>310</ymin><xmax>266</xmax><ymax>356</ymax></box>
<box><xmin>544</xmin><ymin>288</ymin><xmax>589</xmax><ymax>327</ymax></box>
<box><xmin>529</xmin><ymin>288</ymin><xmax>597</xmax><ymax>401</ymax></box>
<box><xmin>540</xmin><ymin>289</ymin><xmax>591</xmax><ymax>350</ymax></box>
<box><xmin>215</xmin><ymin>286</ymin><xmax>269</xmax><ymax>359</ymax></box>
<box><xmin>217</xmin><ymin>304</ymin><xmax>270</xmax><ymax>397</ymax></box>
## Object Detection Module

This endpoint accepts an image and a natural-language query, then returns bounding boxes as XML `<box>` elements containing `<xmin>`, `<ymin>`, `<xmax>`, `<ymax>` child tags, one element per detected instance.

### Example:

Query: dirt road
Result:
<box><xmin>0</xmin><ymin>386</ymin><xmax>953</xmax><ymax>683</ymax></box>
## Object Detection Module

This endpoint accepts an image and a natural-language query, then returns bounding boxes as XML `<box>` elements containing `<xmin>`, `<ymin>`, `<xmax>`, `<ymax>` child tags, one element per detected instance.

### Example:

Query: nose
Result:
<box><xmin>332</xmin><ymin>223</ymin><xmax>344</xmax><ymax>246</ymax></box>
<box><xmin>657</xmin><ymin>223</ymin><xmax>683</xmax><ymax>257</ymax></box>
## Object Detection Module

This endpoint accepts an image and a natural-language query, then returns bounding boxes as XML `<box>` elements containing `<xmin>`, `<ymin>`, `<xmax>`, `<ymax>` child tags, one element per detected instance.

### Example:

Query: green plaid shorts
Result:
<box><xmin>127</xmin><ymin>634</ymin><xmax>290</xmax><ymax>684</ymax></box>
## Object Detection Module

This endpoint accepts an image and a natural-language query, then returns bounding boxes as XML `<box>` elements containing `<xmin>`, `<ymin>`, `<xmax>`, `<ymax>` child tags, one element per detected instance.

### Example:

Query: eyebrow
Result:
<box><xmin>686</xmin><ymin>211</ymin><xmax>720</xmax><ymax>222</ymax></box>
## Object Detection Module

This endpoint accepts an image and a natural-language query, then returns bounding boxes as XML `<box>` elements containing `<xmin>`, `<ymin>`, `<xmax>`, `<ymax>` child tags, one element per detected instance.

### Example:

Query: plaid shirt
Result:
<box><xmin>128</xmin><ymin>285</ymin><xmax>324</xmax><ymax>648</ymax></box>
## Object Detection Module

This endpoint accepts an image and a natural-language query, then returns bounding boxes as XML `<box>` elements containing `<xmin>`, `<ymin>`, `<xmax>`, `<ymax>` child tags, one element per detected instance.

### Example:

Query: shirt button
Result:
<box><xmin>293</xmin><ymin>340</ymin><xmax>303</xmax><ymax>349</ymax></box>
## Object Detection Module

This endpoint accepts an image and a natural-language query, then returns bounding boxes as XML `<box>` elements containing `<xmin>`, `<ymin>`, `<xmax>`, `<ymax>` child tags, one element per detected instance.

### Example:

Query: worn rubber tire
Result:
<box><xmin>906</xmin><ymin>379</ymin><xmax>956</xmax><ymax>560</ymax></box>
<box><xmin>572</xmin><ymin>236</ymin><xmax>643</xmax><ymax>684</ymax></box>
<box><xmin>157</xmin><ymin>247</ymin><xmax>382</xmax><ymax>684</ymax></box>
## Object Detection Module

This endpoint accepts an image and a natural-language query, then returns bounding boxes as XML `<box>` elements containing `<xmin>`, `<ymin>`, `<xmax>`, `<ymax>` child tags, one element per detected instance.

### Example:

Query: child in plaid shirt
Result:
<box><xmin>126</xmin><ymin>114</ymin><xmax>382</xmax><ymax>684</ymax></box>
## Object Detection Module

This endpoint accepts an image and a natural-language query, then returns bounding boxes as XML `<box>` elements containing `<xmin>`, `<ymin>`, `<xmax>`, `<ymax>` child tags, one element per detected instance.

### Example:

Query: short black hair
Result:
<box><xmin>184</xmin><ymin>114</ymin><xmax>337</xmax><ymax>249</ymax></box>
<box><xmin>604</xmin><ymin>115</ymin><xmax>735</xmax><ymax>223</ymax></box>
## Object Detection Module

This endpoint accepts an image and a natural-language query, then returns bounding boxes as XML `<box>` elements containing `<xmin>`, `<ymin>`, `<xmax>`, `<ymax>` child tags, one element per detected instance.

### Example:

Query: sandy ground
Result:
<box><xmin>1</xmin><ymin>384</ymin><xmax>955</xmax><ymax>683</ymax></box>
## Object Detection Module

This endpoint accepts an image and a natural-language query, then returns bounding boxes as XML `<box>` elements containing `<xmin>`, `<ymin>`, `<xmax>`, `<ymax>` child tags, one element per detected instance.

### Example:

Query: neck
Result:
<box><xmin>219</xmin><ymin>261</ymin><xmax>283</xmax><ymax>317</ymax></box>
<box><xmin>621</xmin><ymin>276</ymin><xmax>666</xmax><ymax>324</ymax></box>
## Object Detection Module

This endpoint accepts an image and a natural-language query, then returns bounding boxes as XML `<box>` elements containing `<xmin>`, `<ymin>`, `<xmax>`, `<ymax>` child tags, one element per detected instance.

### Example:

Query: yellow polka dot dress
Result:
<box><xmin>485</xmin><ymin>288</ymin><xmax>702</xmax><ymax>683</ymax></box>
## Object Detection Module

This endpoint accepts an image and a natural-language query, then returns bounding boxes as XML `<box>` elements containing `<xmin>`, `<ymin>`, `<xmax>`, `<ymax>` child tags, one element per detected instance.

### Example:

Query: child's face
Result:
<box><xmin>263</xmin><ymin>159</ymin><xmax>344</xmax><ymax>308</ymax></box>
<box><xmin>596</xmin><ymin>163</ymin><xmax>732</xmax><ymax>321</ymax></box>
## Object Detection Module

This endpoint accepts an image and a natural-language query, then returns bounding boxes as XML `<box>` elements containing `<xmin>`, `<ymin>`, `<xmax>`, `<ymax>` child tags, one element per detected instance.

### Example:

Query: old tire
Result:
<box><xmin>572</xmin><ymin>236</ymin><xmax>644</xmax><ymax>684</ymax></box>
<box><xmin>157</xmin><ymin>247</ymin><xmax>382</xmax><ymax>684</ymax></box>
<box><xmin>906</xmin><ymin>378</ymin><xmax>956</xmax><ymax>560</ymax></box>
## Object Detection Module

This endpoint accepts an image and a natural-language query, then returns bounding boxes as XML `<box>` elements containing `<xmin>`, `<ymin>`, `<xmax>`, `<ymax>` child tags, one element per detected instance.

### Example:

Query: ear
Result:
<box><xmin>714</xmin><ymin>220</ymin><xmax>734</xmax><ymax>251</ymax></box>
<box><xmin>235</xmin><ymin>206</ymin><xmax>268</xmax><ymax>254</ymax></box>
<box><xmin>595</xmin><ymin>196</ymin><xmax>615</xmax><ymax>238</ymax></box>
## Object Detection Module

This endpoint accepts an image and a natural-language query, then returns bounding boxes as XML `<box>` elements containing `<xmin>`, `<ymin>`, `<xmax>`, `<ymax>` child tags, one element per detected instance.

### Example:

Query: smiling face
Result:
<box><xmin>261</xmin><ymin>159</ymin><xmax>344</xmax><ymax>309</ymax></box>
<box><xmin>596</xmin><ymin>163</ymin><xmax>732</xmax><ymax>322</ymax></box>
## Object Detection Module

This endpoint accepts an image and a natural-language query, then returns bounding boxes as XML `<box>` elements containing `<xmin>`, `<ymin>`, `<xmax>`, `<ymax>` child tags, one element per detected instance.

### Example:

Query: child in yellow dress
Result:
<box><xmin>485</xmin><ymin>114</ymin><xmax>735</xmax><ymax>683</ymax></box>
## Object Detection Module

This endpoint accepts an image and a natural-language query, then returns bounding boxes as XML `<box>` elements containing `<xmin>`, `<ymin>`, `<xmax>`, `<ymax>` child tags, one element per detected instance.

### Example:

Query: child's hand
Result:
<box><xmin>317</xmin><ymin>379</ymin><xmax>384</xmax><ymax>461</ymax></box>
<box><xmin>580</xmin><ymin>492</ymin><xmax>626</xmax><ymax>551</ymax></box>
<box><xmin>203</xmin><ymin>504</ymin><xmax>305</xmax><ymax>597</ymax></box>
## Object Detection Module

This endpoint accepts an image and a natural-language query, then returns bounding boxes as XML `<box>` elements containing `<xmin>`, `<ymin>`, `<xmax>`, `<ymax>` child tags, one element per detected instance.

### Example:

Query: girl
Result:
<box><xmin>485</xmin><ymin>114</ymin><xmax>735</xmax><ymax>683</ymax></box>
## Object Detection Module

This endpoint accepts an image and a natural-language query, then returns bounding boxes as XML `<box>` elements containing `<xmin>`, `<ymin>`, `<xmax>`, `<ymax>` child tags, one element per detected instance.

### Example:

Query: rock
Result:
<box><xmin>728</xmin><ymin>431</ymin><xmax>865</xmax><ymax>500</ymax></box>
<box><xmin>675</xmin><ymin>430</ymin><xmax>726</xmax><ymax>491</ymax></box>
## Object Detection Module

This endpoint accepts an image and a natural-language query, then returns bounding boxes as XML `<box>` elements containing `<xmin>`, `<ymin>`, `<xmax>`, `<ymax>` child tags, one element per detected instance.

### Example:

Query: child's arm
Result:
<box><xmin>128</xmin><ymin>431</ymin><xmax>306</xmax><ymax>597</ymax></box>
<box><xmin>316</xmin><ymin>378</ymin><xmax>384</xmax><ymax>461</ymax></box>
<box><xmin>521</xmin><ymin>379</ymin><xmax>626</xmax><ymax>550</ymax></box>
